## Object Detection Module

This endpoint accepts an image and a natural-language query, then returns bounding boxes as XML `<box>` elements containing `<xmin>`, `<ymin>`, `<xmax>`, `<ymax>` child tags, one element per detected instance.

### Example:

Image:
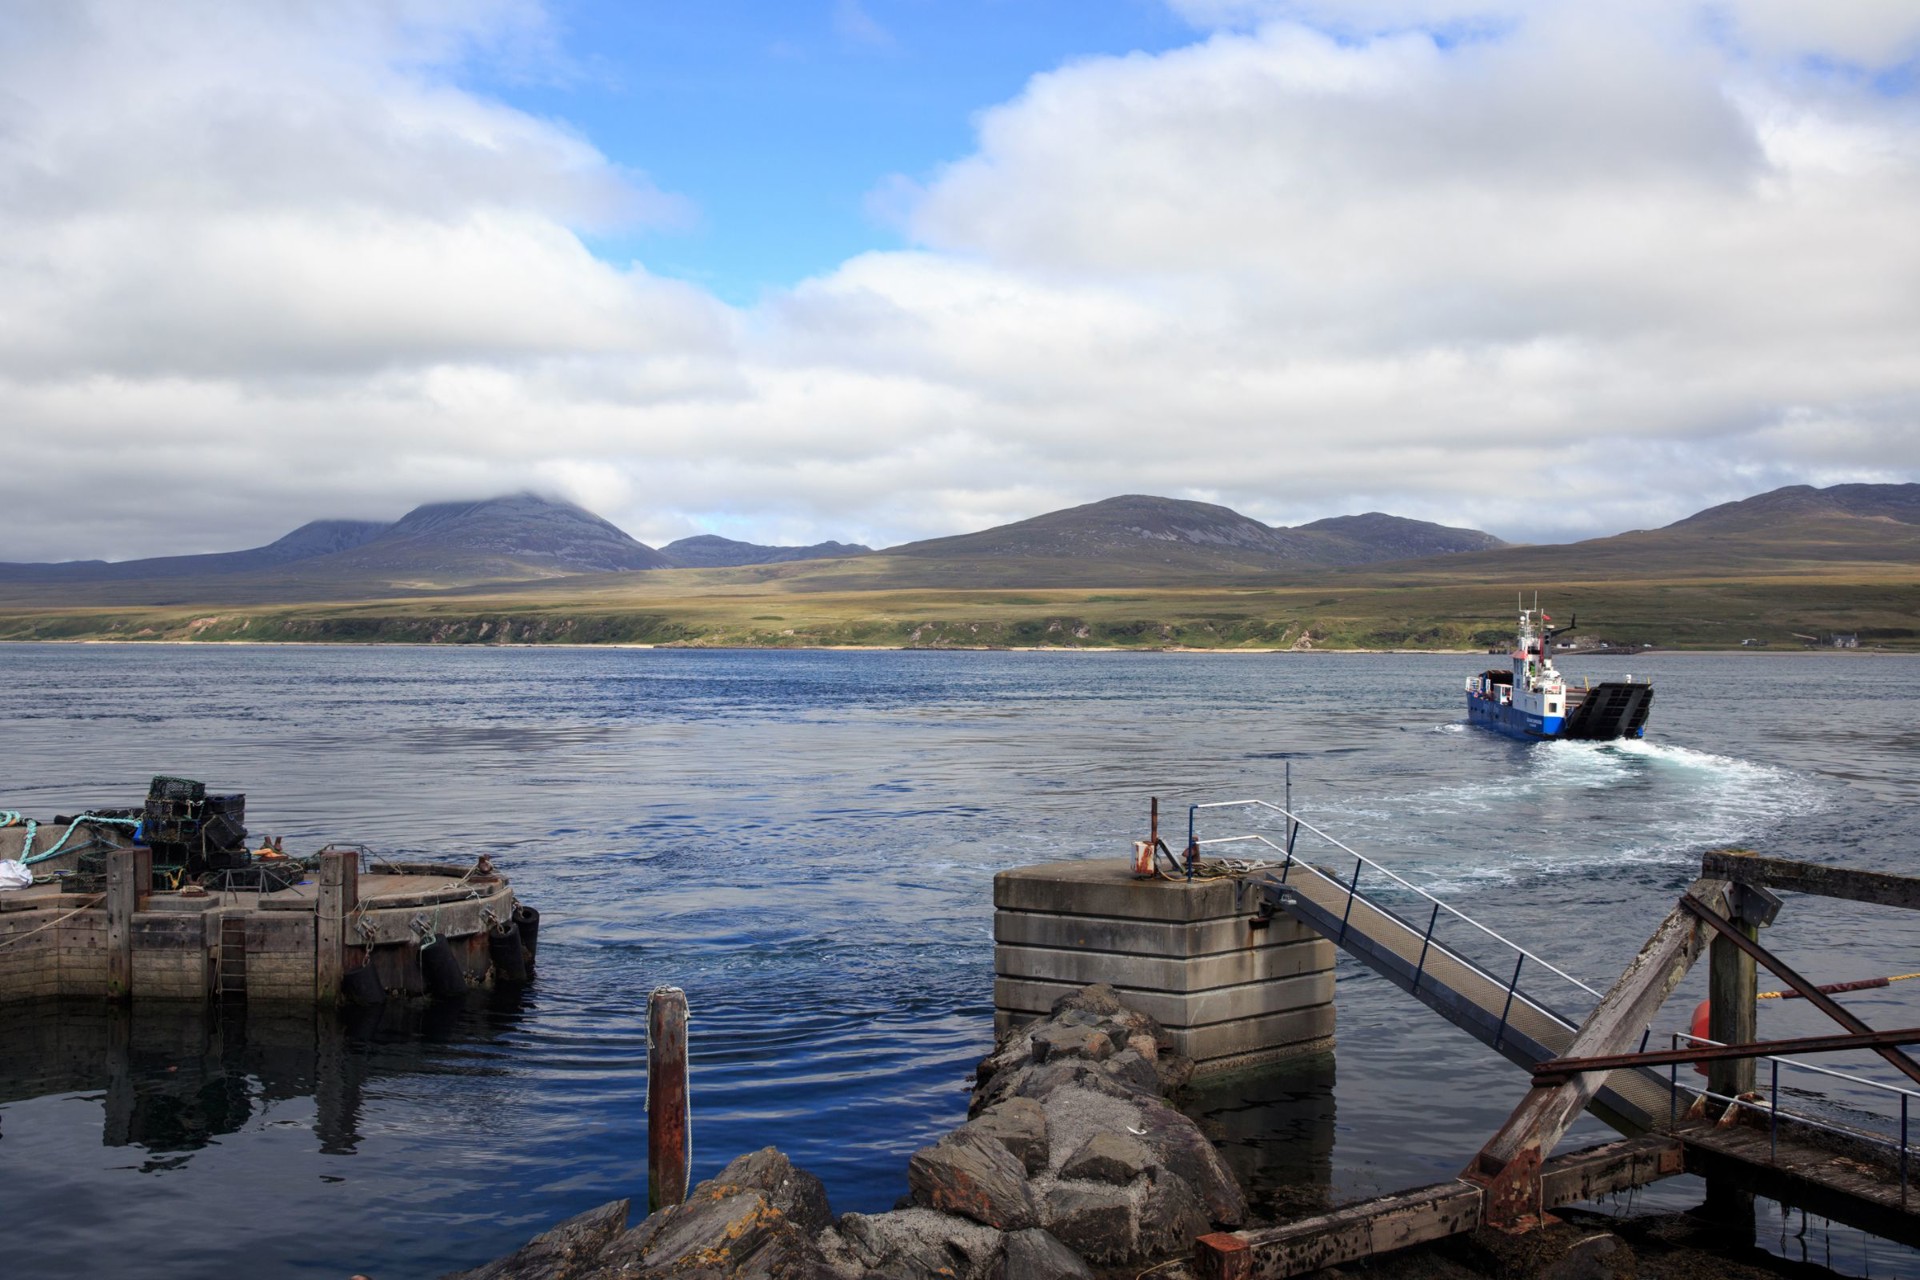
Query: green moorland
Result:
<box><xmin>1</xmin><ymin>561</ymin><xmax>1914</xmax><ymax>651</ymax></box>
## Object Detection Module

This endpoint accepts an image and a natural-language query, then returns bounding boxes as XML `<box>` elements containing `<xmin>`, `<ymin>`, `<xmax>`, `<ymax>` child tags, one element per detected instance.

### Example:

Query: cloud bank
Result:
<box><xmin>1</xmin><ymin>0</ymin><xmax>1915</xmax><ymax>559</ymax></box>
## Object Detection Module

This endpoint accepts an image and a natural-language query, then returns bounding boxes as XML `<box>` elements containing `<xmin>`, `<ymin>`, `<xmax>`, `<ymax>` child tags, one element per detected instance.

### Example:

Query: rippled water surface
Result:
<box><xmin>1</xmin><ymin>645</ymin><xmax>1916</xmax><ymax>1278</ymax></box>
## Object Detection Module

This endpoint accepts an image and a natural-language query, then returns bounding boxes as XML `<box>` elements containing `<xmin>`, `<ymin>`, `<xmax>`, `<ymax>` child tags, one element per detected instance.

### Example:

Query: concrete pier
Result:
<box><xmin>0</xmin><ymin>824</ymin><xmax>520</xmax><ymax>1007</ymax></box>
<box><xmin>994</xmin><ymin>860</ymin><xmax>1335</xmax><ymax>1077</ymax></box>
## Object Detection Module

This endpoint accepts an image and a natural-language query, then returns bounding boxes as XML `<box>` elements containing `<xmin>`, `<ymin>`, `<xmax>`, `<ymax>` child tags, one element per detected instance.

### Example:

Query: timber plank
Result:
<box><xmin>1678</xmin><ymin>1121</ymin><xmax>1920</xmax><ymax>1247</ymax></box>
<box><xmin>1196</xmin><ymin>1183</ymin><xmax>1483</xmax><ymax>1280</ymax></box>
<box><xmin>1198</xmin><ymin>1136</ymin><xmax>1690</xmax><ymax>1280</ymax></box>
<box><xmin>1702</xmin><ymin>850</ymin><xmax>1920</xmax><ymax>912</ymax></box>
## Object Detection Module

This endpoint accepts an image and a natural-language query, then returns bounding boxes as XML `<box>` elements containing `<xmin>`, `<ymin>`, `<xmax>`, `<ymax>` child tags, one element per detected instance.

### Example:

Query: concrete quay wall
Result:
<box><xmin>994</xmin><ymin>859</ymin><xmax>1334</xmax><ymax>1077</ymax></box>
<box><xmin>0</xmin><ymin>849</ymin><xmax>517</xmax><ymax>1007</ymax></box>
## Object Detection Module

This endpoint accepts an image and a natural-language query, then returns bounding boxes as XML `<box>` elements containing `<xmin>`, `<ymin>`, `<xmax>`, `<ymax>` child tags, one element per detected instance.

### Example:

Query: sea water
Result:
<box><xmin>0</xmin><ymin>645</ymin><xmax>1915</xmax><ymax>1277</ymax></box>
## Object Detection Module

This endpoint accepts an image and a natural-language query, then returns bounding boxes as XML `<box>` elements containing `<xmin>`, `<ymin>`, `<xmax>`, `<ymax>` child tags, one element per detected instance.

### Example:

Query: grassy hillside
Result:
<box><xmin>3</xmin><ymin>483</ymin><xmax>1912</xmax><ymax>650</ymax></box>
<box><xmin>2</xmin><ymin>565</ymin><xmax>1912</xmax><ymax>650</ymax></box>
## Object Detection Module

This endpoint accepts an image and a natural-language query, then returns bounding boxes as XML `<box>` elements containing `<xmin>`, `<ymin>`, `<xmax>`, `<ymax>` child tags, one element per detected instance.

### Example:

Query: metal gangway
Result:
<box><xmin>1190</xmin><ymin>796</ymin><xmax>1679</xmax><ymax>1134</ymax></box>
<box><xmin>1186</xmin><ymin>798</ymin><xmax>1920</xmax><ymax>1276</ymax></box>
<box><xmin>1191</xmin><ymin>800</ymin><xmax>1920</xmax><ymax>1163</ymax></box>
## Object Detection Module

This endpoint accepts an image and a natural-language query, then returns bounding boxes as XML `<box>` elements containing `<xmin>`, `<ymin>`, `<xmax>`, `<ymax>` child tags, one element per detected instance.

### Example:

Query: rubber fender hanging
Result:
<box><xmin>342</xmin><ymin>963</ymin><xmax>387</xmax><ymax>1008</ymax></box>
<box><xmin>421</xmin><ymin>936</ymin><xmax>468</xmax><ymax>1000</ymax></box>
<box><xmin>489</xmin><ymin>919</ymin><xmax>529</xmax><ymax>984</ymax></box>
<box><xmin>511</xmin><ymin>904</ymin><xmax>540</xmax><ymax>965</ymax></box>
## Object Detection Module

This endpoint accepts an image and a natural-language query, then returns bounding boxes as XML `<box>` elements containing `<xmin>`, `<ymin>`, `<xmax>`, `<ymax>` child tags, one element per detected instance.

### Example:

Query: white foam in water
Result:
<box><xmin>1307</xmin><ymin>736</ymin><xmax>1833</xmax><ymax>900</ymax></box>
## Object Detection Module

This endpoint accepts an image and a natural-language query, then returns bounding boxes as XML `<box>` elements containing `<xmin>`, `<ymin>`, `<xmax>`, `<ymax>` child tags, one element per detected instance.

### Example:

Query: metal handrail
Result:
<box><xmin>1678</xmin><ymin>1030</ymin><xmax>1920</xmax><ymax>1101</ymax></box>
<box><xmin>1675</xmin><ymin>1031</ymin><xmax>1916</xmax><ymax>1194</ymax></box>
<box><xmin>1202</xmin><ymin>829</ymin><xmax>1587</xmax><ymax>1040</ymax></box>
<box><xmin>1193</xmin><ymin>797</ymin><xmax>1605</xmax><ymax>1000</ymax></box>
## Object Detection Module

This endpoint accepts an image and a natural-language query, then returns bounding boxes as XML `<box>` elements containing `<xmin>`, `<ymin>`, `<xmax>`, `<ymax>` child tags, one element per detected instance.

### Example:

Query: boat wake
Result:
<box><xmin>1309</xmin><ymin>738</ymin><xmax>1830</xmax><ymax>897</ymax></box>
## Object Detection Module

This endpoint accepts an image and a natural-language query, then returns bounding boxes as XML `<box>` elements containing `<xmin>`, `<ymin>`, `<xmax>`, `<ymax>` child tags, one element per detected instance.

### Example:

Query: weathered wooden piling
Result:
<box><xmin>315</xmin><ymin>849</ymin><xmax>359</xmax><ymax>1006</ymax></box>
<box><xmin>648</xmin><ymin>985</ymin><xmax>690</xmax><ymax>1213</ymax></box>
<box><xmin>105</xmin><ymin>845</ymin><xmax>151</xmax><ymax>1001</ymax></box>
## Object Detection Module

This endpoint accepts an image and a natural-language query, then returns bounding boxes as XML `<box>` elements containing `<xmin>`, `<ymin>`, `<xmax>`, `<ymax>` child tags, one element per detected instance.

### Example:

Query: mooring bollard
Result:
<box><xmin>648</xmin><ymin>985</ymin><xmax>690</xmax><ymax>1212</ymax></box>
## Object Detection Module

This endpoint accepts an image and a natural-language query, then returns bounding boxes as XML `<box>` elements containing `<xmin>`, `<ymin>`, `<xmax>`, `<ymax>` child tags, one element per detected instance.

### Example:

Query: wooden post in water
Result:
<box><xmin>315</xmin><ymin>849</ymin><xmax>359</xmax><ymax>1006</ymax></box>
<box><xmin>648</xmin><ymin>986</ymin><xmax>690</xmax><ymax>1213</ymax></box>
<box><xmin>105</xmin><ymin>846</ymin><xmax>151</xmax><ymax>1002</ymax></box>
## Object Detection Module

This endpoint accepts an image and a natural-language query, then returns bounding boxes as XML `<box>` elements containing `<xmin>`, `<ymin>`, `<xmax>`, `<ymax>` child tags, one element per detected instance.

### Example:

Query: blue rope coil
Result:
<box><xmin>3</xmin><ymin>813</ymin><xmax>142</xmax><ymax>866</ymax></box>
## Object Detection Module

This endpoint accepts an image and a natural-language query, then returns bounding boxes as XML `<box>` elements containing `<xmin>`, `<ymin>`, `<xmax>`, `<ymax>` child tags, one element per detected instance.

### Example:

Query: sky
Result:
<box><xmin>2</xmin><ymin>0</ymin><xmax>1917</xmax><ymax>561</ymax></box>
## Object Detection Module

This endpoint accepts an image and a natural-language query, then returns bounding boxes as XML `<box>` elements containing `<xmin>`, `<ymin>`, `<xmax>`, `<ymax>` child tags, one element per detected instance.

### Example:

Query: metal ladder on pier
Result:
<box><xmin>216</xmin><ymin>913</ymin><xmax>247</xmax><ymax>1001</ymax></box>
<box><xmin>1192</xmin><ymin>799</ymin><xmax>1677</xmax><ymax>1136</ymax></box>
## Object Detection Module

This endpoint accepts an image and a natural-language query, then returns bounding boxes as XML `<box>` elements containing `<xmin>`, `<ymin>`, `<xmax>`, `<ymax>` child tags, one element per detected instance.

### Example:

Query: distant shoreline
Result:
<box><xmin>0</xmin><ymin>638</ymin><xmax>1904</xmax><ymax>657</ymax></box>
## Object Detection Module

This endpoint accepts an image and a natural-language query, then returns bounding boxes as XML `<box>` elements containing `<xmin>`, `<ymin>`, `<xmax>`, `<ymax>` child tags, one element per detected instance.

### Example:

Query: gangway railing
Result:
<box><xmin>1678</xmin><ymin>1030</ymin><xmax>1920</xmax><ymax>1196</ymax></box>
<box><xmin>1188</xmin><ymin>796</ymin><xmax>1682</xmax><ymax>1134</ymax></box>
<box><xmin>1192</xmin><ymin>796</ymin><xmax>1920</xmax><ymax>1165</ymax></box>
<box><xmin>1191</xmin><ymin>797</ymin><xmax>1607</xmax><ymax>1045</ymax></box>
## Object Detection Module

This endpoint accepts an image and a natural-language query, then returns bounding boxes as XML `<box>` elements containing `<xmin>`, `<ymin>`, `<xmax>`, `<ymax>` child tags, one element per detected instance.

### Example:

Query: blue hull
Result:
<box><xmin>1467</xmin><ymin>695</ymin><xmax>1563</xmax><ymax>739</ymax></box>
<box><xmin>1466</xmin><ymin>693</ymin><xmax>1647</xmax><ymax>741</ymax></box>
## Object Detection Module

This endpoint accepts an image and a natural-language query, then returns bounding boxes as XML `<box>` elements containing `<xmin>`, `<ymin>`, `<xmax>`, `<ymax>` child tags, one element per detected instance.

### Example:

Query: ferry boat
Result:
<box><xmin>1465</xmin><ymin>606</ymin><xmax>1653</xmax><ymax>740</ymax></box>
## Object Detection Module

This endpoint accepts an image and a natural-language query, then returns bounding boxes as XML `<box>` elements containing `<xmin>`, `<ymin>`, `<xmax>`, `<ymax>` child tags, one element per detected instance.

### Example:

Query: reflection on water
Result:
<box><xmin>1187</xmin><ymin>1049</ymin><xmax>1338</xmax><ymax>1222</ymax></box>
<box><xmin>0</xmin><ymin>993</ymin><xmax>533</xmax><ymax>1165</ymax></box>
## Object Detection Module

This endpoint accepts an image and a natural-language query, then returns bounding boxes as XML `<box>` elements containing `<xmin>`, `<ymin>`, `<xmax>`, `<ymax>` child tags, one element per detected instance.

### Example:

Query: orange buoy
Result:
<box><xmin>1690</xmin><ymin>999</ymin><xmax>1711</xmax><ymax>1076</ymax></box>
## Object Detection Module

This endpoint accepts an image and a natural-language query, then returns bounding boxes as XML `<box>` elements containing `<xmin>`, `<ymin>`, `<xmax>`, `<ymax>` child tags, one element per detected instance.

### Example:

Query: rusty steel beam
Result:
<box><xmin>1533</xmin><ymin>1026</ymin><xmax>1920</xmax><ymax>1082</ymax></box>
<box><xmin>1680</xmin><ymin>893</ymin><xmax>1920</xmax><ymax>1090</ymax></box>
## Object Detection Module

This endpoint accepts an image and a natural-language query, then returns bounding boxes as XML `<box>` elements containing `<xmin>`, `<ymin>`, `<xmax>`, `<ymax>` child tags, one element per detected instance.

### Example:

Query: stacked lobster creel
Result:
<box><xmin>141</xmin><ymin>775</ymin><xmax>252</xmax><ymax>881</ymax></box>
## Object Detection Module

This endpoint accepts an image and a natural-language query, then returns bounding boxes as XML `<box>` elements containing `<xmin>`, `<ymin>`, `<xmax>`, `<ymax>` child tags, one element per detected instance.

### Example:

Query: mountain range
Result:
<box><xmin>0</xmin><ymin>483</ymin><xmax>1913</xmax><ymax>607</ymax></box>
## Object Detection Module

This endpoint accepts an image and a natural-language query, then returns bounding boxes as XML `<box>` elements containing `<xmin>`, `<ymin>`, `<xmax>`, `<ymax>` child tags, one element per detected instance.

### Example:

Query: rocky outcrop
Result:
<box><xmin>906</xmin><ymin>1128</ymin><xmax>1037</xmax><ymax>1230</ymax></box>
<box><xmin>446</xmin><ymin>985</ymin><xmax>1244</xmax><ymax>1280</ymax></box>
<box><xmin>446</xmin><ymin>1199</ymin><xmax>631</xmax><ymax>1280</ymax></box>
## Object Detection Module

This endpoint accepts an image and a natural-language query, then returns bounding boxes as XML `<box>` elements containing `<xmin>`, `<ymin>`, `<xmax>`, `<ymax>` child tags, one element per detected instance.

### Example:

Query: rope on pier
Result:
<box><xmin>3</xmin><ymin>813</ymin><xmax>143</xmax><ymax>867</ymax></box>
<box><xmin>1153</xmin><ymin>856</ymin><xmax>1282</xmax><ymax>881</ymax></box>
<box><xmin>1758</xmin><ymin>972</ymin><xmax>1920</xmax><ymax>1000</ymax></box>
<box><xmin>0</xmin><ymin>896</ymin><xmax>106</xmax><ymax>950</ymax></box>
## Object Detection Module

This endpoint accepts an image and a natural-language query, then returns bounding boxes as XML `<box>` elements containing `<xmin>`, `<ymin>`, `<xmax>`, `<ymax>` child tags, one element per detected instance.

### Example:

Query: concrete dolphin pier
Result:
<box><xmin>993</xmin><ymin>858</ymin><xmax>1336</xmax><ymax>1076</ymax></box>
<box><xmin>0</xmin><ymin>821</ymin><xmax>528</xmax><ymax>1006</ymax></box>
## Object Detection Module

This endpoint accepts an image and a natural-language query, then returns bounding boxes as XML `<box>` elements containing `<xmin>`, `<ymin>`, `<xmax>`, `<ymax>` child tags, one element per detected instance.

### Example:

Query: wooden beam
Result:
<box><xmin>1195</xmin><ymin>1137</ymin><xmax>1684</xmax><ymax>1280</ymax></box>
<box><xmin>104</xmin><ymin>846</ymin><xmax>149</xmax><ymax>1003</ymax></box>
<box><xmin>314</xmin><ymin>848</ymin><xmax>358</xmax><ymax>1007</ymax></box>
<box><xmin>1705</xmin><ymin>908</ymin><xmax>1759</xmax><ymax>1228</ymax></box>
<box><xmin>1464</xmin><ymin>879</ymin><xmax>1728</xmax><ymax>1227</ymax></box>
<box><xmin>1539</xmin><ymin>1136</ymin><xmax>1685</xmax><ymax>1205</ymax></box>
<box><xmin>1193</xmin><ymin>1182</ymin><xmax>1483</xmax><ymax>1280</ymax></box>
<box><xmin>1702</xmin><ymin>849</ymin><xmax>1920</xmax><ymax>913</ymax></box>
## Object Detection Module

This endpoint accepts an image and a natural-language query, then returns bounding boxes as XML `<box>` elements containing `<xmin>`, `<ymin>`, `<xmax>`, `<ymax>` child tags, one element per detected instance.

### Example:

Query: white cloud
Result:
<box><xmin>0</xmin><ymin>0</ymin><xmax>1916</xmax><ymax>562</ymax></box>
